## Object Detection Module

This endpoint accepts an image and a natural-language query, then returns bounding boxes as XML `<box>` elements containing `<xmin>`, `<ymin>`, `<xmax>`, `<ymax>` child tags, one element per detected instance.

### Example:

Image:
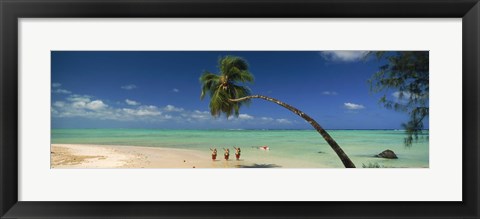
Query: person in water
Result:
<box><xmin>259</xmin><ymin>146</ymin><xmax>269</xmax><ymax>150</ymax></box>
<box><xmin>223</xmin><ymin>148</ymin><xmax>230</xmax><ymax>161</ymax></box>
<box><xmin>233</xmin><ymin>146</ymin><xmax>241</xmax><ymax>160</ymax></box>
<box><xmin>210</xmin><ymin>148</ymin><xmax>217</xmax><ymax>161</ymax></box>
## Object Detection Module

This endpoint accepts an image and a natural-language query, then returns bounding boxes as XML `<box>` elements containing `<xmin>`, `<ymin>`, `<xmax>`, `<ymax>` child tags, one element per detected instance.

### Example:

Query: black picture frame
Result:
<box><xmin>1</xmin><ymin>0</ymin><xmax>479</xmax><ymax>218</ymax></box>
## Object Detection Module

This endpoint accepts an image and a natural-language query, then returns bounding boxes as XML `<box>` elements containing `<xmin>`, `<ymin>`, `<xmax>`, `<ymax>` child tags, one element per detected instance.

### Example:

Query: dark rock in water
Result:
<box><xmin>376</xmin><ymin>149</ymin><xmax>398</xmax><ymax>159</ymax></box>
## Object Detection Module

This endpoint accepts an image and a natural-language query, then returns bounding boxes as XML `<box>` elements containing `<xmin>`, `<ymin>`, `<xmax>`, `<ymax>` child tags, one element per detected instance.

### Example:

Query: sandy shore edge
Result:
<box><xmin>51</xmin><ymin>144</ymin><xmax>251</xmax><ymax>168</ymax></box>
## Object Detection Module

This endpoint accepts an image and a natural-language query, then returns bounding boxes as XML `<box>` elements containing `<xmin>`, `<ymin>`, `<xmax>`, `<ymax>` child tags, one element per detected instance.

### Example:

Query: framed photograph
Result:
<box><xmin>1</xmin><ymin>0</ymin><xmax>479</xmax><ymax>218</ymax></box>
<box><xmin>49</xmin><ymin>50</ymin><xmax>429</xmax><ymax>170</ymax></box>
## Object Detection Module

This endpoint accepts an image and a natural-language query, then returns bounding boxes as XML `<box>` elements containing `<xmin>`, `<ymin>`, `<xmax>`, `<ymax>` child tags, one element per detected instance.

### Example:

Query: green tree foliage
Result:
<box><xmin>369</xmin><ymin>51</ymin><xmax>429</xmax><ymax>146</ymax></box>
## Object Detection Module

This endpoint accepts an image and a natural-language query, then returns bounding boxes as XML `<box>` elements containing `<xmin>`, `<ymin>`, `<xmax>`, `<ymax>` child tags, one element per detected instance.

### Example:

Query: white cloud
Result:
<box><xmin>69</xmin><ymin>97</ymin><xmax>107</xmax><ymax>111</ymax></box>
<box><xmin>53</xmin><ymin>101</ymin><xmax>66</xmax><ymax>108</ymax></box>
<box><xmin>260</xmin><ymin>117</ymin><xmax>274</xmax><ymax>121</ymax></box>
<box><xmin>121</xmin><ymin>84</ymin><xmax>137</xmax><ymax>90</ymax></box>
<box><xmin>52</xmin><ymin>83</ymin><xmax>62</xmax><ymax>88</ymax></box>
<box><xmin>67</xmin><ymin>94</ymin><xmax>91</xmax><ymax>103</ymax></box>
<box><xmin>227</xmin><ymin>114</ymin><xmax>255</xmax><ymax>121</ymax></box>
<box><xmin>252</xmin><ymin>116</ymin><xmax>293</xmax><ymax>125</ymax></box>
<box><xmin>320</xmin><ymin>51</ymin><xmax>368</xmax><ymax>62</ymax></box>
<box><xmin>53</xmin><ymin>96</ymin><xmax>300</xmax><ymax>126</ymax></box>
<box><xmin>86</xmin><ymin>100</ymin><xmax>108</xmax><ymax>111</ymax></box>
<box><xmin>52</xmin><ymin>89</ymin><xmax>72</xmax><ymax>94</ymax></box>
<box><xmin>322</xmin><ymin>91</ymin><xmax>338</xmax><ymax>95</ymax></box>
<box><xmin>53</xmin><ymin>92</ymin><xmax>170</xmax><ymax>121</ymax></box>
<box><xmin>52</xmin><ymin>88</ymin><xmax>299</xmax><ymax>126</ymax></box>
<box><xmin>123</xmin><ymin>105</ymin><xmax>161</xmax><ymax>116</ymax></box>
<box><xmin>72</xmin><ymin>101</ymin><xmax>86</xmax><ymax>108</ymax></box>
<box><xmin>172</xmin><ymin>88</ymin><xmax>180</xmax><ymax>93</ymax></box>
<box><xmin>276</xmin><ymin>118</ymin><xmax>292</xmax><ymax>124</ymax></box>
<box><xmin>164</xmin><ymin>105</ymin><xmax>184</xmax><ymax>112</ymax></box>
<box><xmin>125</xmin><ymin>99</ymin><xmax>140</xmax><ymax>106</ymax></box>
<box><xmin>238</xmin><ymin>114</ymin><xmax>254</xmax><ymax>120</ymax></box>
<box><xmin>190</xmin><ymin>110</ymin><xmax>211</xmax><ymax>120</ymax></box>
<box><xmin>344</xmin><ymin>102</ymin><xmax>365</xmax><ymax>110</ymax></box>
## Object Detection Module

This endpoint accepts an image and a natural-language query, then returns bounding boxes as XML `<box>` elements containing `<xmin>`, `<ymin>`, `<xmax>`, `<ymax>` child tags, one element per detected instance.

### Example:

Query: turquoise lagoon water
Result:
<box><xmin>51</xmin><ymin>129</ymin><xmax>429</xmax><ymax>168</ymax></box>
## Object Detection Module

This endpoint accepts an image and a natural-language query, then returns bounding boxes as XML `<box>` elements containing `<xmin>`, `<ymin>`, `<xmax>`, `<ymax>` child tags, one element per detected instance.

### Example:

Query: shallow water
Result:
<box><xmin>51</xmin><ymin>129</ymin><xmax>429</xmax><ymax>168</ymax></box>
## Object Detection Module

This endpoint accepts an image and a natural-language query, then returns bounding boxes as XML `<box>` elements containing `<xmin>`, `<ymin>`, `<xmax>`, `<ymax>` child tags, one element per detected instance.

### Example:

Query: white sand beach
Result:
<box><xmin>51</xmin><ymin>144</ymin><xmax>254</xmax><ymax>168</ymax></box>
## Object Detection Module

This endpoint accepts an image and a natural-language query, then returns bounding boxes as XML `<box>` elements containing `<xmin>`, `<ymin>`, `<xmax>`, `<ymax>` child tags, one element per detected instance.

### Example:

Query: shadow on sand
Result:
<box><xmin>236</xmin><ymin>163</ymin><xmax>281</xmax><ymax>168</ymax></box>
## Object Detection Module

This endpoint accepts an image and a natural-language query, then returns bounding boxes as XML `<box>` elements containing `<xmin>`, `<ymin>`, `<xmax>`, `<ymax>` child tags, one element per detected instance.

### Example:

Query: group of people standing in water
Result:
<box><xmin>210</xmin><ymin>147</ymin><xmax>241</xmax><ymax>161</ymax></box>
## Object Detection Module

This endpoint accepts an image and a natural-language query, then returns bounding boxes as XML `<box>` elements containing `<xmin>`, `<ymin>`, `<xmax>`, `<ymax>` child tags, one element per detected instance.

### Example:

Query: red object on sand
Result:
<box><xmin>212</xmin><ymin>154</ymin><xmax>217</xmax><ymax>160</ymax></box>
<box><xmin>224</xmin><ymin>155</ymin><xmax>229</xmax><ymax>160</ymax></box>
<box><xmin>235</xmin><ymin>154</ymin><xmax>240</xmax><ymax>160</ymax></box>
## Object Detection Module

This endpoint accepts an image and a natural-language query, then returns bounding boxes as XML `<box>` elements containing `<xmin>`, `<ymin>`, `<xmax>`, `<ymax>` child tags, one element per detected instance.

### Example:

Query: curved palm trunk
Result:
<box><xmin>230</xmin><ymin>95</ymin><xmax>356</xmax><ymax>168</ymax></box>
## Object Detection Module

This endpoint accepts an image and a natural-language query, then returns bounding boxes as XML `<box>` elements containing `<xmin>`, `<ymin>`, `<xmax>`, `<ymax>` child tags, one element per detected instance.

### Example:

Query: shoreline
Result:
<box><xmin>51</xmin><ymin>144</ymin><xmax>255</xmax><ymax>168</ymax></box>
<box><xmin>50</xmin><ymin>143</ymin><xmax>428</xmax><ymax>169</ymax></box>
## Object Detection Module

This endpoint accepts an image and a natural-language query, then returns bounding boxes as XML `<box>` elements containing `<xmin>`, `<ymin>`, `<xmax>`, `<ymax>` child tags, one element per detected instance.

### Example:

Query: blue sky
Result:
<box><xmin>51</xmin><ymin>51</ymin><xmax>429</xmax><ymax>129</ymax></box>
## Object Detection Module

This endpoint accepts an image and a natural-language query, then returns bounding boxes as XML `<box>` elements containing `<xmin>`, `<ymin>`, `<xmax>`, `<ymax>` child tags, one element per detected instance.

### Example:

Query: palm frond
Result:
<box><xmin>200</xmin><ymin>56</ymin><xmax>254</xmax><ymax>118</ymax></box>
<box><xmin>227</xmin><ymin>70</ymin><xmax>254</xmax><ymax>83</ymax></box>
<box><xmin>220</xmin><ymin>56</ymin><xmax>250</xmax><ymax>77</ymax></box>
<box><xmin>232</xmin><ymin>84</ymin><xmax>252</xmax><ymax>106</ymax></box>
<box><xmin>199</xmin><ymin>72</ymin><xmax>220</xmax><ymax>100</ymax></box>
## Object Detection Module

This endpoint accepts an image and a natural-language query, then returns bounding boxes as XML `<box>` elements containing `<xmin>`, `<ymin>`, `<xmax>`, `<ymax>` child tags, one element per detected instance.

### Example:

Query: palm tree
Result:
<box><xmin>200</xmin><ymin>56</ymin><xmax>356</xmax><ymax>168</ymax></box>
